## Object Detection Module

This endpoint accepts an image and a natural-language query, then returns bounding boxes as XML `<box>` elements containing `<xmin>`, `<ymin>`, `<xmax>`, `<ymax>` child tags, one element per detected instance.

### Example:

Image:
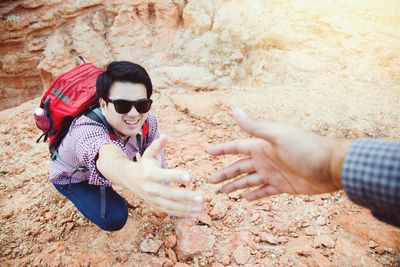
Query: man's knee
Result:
<box><xmin>98</xmin><ymin>207</ymin><xmax>128</xmax><ymax>231</ymax></box>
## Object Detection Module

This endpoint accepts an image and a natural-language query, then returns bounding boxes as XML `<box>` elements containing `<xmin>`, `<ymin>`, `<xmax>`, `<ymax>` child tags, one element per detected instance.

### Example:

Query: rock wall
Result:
<box><xmin>0</xmin><ymin>0</ymin><xmax>288</xmax><ymax>110</ymax></box>
<box><xmin>0</xmin><ymin>0</ymin><xmax>182</xmax><ymax>110</ymax></box>
<box><xmin>1</xmin><ymin>0</ymin><xmax>399</xmax><ymax>111</ymax></box>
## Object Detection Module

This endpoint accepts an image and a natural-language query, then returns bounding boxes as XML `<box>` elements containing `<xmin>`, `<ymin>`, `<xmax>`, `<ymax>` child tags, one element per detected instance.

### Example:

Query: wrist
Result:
<box><xmin>329</xmin><ymin>138</ymin><xmax>352</xmax><ymax>190</ymax></box>
<box><xmin>120</xmin><ymin>159</ymin><xmax>140</xmax><ymax>189</ymax></box>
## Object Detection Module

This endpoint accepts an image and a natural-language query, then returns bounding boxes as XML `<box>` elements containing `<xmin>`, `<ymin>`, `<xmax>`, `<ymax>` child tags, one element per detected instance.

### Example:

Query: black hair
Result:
<box><xmin>96</xmin><ymin>61</ymin><xmax>153</xmax><ymax>102</ymax></box>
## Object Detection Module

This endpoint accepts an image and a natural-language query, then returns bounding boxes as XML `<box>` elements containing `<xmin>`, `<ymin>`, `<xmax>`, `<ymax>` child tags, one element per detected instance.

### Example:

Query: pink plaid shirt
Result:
<box><xmin>49</xmin><ymin>112</ymin><xmax>166</xmax><ymax>186</ymax></box>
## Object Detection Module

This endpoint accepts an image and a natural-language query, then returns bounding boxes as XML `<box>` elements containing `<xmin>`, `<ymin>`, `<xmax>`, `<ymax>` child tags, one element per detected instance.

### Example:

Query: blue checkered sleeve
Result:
<box><xmin>343</xmin><ymin>138</ymin><xmax>400</xmax><ymax>227</ymax></box>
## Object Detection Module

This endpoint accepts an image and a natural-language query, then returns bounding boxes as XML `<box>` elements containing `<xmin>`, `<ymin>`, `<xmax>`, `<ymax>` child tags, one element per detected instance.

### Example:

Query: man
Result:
<box><xmin>207</xmin><ymin>108</ymin><xmax>400</xmax><ymax>227</ymax></box>
<box><xmin>51</xmin><ymin>61</ymin><xmax>205</xmax><ymax>231</ymax></box>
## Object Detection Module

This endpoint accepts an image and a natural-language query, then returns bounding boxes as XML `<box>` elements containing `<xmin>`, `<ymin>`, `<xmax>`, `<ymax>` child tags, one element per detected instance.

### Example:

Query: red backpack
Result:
<box><xmin>35</xmin><ymin>58</ymin><xmax>149</xmax><ymax>160</ymax></box>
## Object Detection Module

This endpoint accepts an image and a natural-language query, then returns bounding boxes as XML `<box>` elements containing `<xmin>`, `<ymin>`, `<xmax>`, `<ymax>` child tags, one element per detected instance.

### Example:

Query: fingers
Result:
<box><xmin>207</xmin><ymin>138</ymin><xmax>259</xmax><ymax>156</ymax></box>
<box><xmin>150</xmin><ymin>195</ymin><xmax>203</xmax><ymax>217</ymax></box>
<box><xmin>219</xmin><ymin>173</ymin><xmax>264</xmax><ymax>193</ymax></box>
<box><xmin>143</xmin><ymin>182</ymin><xmax>205</xmax><ymax>205</ymax></box>
<box><xmin>233</xmin><ymin>108</ymin><xmax>279</xmax><ymax>144</ymax></box>
<box><xmin>143</xmin><ymin>135</ymin><xmax>168</xmax><ymax>160</ymax></box>
<box><xmin>245</xmin><ymin>184</ymin><xmax>280</xmax><ymax>201</ymax></box>
<box><xmin>209</xmin><ymin>158</ymin><xmax>255</xmax><ymax>183</ymax></box>
<box><xmin>151</xmin><ymin>167</ymin><xmax>192</xmax><ymax>184</ymax></box>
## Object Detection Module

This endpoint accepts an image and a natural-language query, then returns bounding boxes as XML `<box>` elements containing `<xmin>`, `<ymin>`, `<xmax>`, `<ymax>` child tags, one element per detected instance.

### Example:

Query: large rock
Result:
<box><xmin>333</xmin><ymin>237</ymin><xmax>381</xmax><ymax>267</ymax></box>
<box><xmin>212</xmin><ymin>0</ymin><xmax>273</xmax><ymax>46</ymax></box>
<box><xmin>107</xmin><ymin>8</ymin><xmax>151</xmax><ymax>62</ymax></box>
<box><xmin>71</xmin><ymin>19</ymin><xmax>113</xmax><ymax>67</ymax></box>
<box><xmin>178</xmin><ymin>32</ymin><xmax>221</xmax><ymax>65</ymax></box>
<box><xmin>332</xmin><ymin>211</ymin><xmax>400</xmax><ymax>251</ymax></box>
<box><xmin>36</xmin><ymin>32</ymin><xmax>76</xmax><ymax>89</ymax></box>
<box><xmin>208</xmin><ymin>197</ymin><xmax>228</xmax><ymax>220</ymax></box>
<box><xmin>232</xmin><ymin>246</ymin><xmax>250</xmax><ymax>265</ymax></box>
<box><xmin>151</xmin><ymin>65</ymin><xmax>218</xmax><ymax>91</ymax></box>
<box><xmin>154</xmin><ymin>0</ymin><xmax>180</xmax><ymax>30</ymax></box>
<box><xmin>139</xmin><ymin>238</ymin><xmax>164</xmax><ymax>253</ymax></box>
<box><xmin>168</xmin><ymin>93</ymin><xmax>232</xmax><ymax>125</ymax></box>
<box><xmin>175</xmin><ymin>224</ymin><xmax>215</xmax><ymax>261</ymax></box>
<box><xmin>0</xmin><ymin>2</ymin><xmax>58</xmax><ymax>110</ymax></box>
<box><xmin>182</xmin><ymin>0</ymin><xmax>213</xmax><ymax>34</ymax></box>
<box><xmin>59</xmin><ymin>0</ymin><xmax>103</xmax><ymax>18</ymax></box>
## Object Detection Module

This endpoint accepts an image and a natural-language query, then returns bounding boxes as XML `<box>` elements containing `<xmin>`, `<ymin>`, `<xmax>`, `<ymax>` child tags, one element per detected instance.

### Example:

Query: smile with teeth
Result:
<box><xmin>124</xmin><ymin>118</ymin><xmax>140</xmax><ymax>125</ymax></box>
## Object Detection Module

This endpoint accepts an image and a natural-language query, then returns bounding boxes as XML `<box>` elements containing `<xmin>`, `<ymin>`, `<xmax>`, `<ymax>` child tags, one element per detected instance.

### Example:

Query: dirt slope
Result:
<box><xmin>0</xmin><ymin>87</ymin><xmax>399</xmax><ymax>266</ymax></box>
<box><xmin>1</xmin><ymin>0</ymin><xmax>400</xmax><ymax>266</ymax></box>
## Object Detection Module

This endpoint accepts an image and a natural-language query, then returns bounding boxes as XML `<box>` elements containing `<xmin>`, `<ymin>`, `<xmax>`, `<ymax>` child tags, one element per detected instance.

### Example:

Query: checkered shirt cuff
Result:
<box><xmin>343</xmin><ymin>138</ymin><xmax>400</xmax><ymax>226</ymax></box>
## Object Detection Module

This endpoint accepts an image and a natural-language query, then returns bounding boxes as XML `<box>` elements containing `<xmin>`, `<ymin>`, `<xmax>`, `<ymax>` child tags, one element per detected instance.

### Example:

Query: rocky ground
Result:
<box><xmin>1</xmin><ymin>0</ymin><xmax>400</xmax><ymax>266</ymax></box>
<box><xmin>0</xmin><ymin>88</ymin><xmax>399</xmax><ymax>266</ymax></box>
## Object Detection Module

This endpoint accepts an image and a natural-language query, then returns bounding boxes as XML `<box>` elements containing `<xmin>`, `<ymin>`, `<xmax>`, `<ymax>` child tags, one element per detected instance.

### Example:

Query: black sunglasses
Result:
<box><xmin>106</xmin><ymin>98</ymin><xmax>153</xmax><ymax>114</ymax></box>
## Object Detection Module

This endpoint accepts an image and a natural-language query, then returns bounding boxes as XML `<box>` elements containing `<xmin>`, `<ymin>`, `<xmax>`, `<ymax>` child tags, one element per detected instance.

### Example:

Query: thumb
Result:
<box><xmin>143</xmin><ymin>135</ymin><xmax>168</xmax><ymax>160</ymax></box>
<box><xmin>232</xmin><ymin>108</ymin><xmax>279</xmax><ymax>144</ymax></box>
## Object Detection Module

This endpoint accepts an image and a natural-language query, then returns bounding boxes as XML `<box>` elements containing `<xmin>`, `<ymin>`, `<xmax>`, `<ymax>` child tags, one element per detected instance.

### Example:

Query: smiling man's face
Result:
<box><xmin>100</xmin><ymin>81</ymin><xmax>149</xmax><ymax>137</ymax></box>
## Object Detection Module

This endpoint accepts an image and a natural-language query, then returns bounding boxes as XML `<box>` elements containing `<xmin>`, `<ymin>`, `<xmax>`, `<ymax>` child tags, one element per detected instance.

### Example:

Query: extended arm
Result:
<box><xmin>96</xmin><ymin>135</ymin><xmax>205</xmax><ymax>217</ymax></box>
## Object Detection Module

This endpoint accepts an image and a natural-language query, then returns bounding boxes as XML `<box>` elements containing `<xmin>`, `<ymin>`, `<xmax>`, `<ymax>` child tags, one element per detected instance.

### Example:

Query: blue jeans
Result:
<box><xmin>53</xmin><ymin>182</ymin><xmax>128</xmax><ymax>231</ymax></box>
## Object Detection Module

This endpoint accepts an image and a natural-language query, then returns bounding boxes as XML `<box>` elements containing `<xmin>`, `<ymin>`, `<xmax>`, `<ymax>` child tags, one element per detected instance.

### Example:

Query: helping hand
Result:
<box><xmin>129</xmin><ymin>135</ymin><xmax>205</xmax><ymax>217</ymax></box>
<box><xmin>207</xmin><ymin>109</ymin><xmax>344</xmax><ymax>201</ymax></box>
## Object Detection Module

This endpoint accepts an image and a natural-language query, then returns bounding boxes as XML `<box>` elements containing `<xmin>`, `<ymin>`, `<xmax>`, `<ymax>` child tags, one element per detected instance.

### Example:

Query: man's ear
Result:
<box><xmin>99</xmin><ymin>98</ymin><xmax>107</xmax><ymax>110</ymax></box>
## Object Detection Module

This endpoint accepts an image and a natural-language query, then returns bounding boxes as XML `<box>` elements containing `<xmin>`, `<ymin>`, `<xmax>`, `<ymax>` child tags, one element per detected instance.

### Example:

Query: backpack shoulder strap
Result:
<box><xmin>87</xmin><ymin>108</ymin><xmax>150</xmax><ymax>154</ymax></box>
<box><xmin>86</xmin><ymin>108</ymin><xmax>116</xmax><ymax>141</ymax></box>
<box><xmin>142</xmin><ymin>120</ymin><xmax>149</xmax><ymax>138</ymax></box>
<box><xmin>138</xmin><ymin>120</ymin><xmax>150</xmax><ymax>155</ymax></box>
<box><xmin>49</xmin><ymin>107</ymin><xmax>116</xmax><ymax>180</ymax></box>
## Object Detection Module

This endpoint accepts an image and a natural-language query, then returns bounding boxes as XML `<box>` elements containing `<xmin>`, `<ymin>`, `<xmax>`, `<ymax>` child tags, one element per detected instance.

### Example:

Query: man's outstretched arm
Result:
<box><xmin>97</xmin><ymin>135</ymin><xmax>205</xmax><ymax>217</ymax></box>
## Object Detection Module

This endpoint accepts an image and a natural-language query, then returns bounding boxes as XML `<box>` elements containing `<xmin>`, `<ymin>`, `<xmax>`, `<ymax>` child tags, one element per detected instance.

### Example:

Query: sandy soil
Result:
<box><xmin>1</xmin><ymin>1</ymin><xmax>400</xmax><ymax>266</ymax></box>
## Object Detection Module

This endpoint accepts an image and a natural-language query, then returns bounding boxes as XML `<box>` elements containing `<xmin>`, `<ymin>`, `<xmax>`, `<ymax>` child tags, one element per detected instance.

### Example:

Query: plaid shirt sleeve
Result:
<box><xmin>71</xmin><ymin>117</ymin><xmax>126</xmax><ymax>186</ymax></box>
<box><xmin>343</xmin><ymin>138</ymin><xmax>400</xmax><ymax>227</ymax></box>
